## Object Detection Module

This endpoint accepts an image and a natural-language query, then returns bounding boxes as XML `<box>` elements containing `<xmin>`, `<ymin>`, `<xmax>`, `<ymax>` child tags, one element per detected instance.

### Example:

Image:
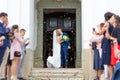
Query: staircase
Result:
<box><xmin>28</xmin><ymin>68</ymin><xmax>84</xmax><ymax>80</ymax></box>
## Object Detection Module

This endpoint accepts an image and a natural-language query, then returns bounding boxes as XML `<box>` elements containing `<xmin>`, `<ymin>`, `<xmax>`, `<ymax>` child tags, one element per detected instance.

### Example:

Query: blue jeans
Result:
<box><xmin>17</xmin><ymin>51</ymin><xmax>26</xmax><ymax>77</ymax></box>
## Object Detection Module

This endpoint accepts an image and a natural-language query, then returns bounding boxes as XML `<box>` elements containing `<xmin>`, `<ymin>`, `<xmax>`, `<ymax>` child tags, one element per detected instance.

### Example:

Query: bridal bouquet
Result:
<box><xmin>62</xmin><ymin>35</ymin><xmax>70</xmax><ymax>42</ymax></box>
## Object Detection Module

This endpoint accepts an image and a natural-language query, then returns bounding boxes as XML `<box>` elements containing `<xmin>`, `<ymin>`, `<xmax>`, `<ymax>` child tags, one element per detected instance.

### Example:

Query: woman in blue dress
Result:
<box><xmin>100</xmin><ymin>12</ymin><xmax>114</xmax><ymax>80</ymax></box>
<box><xmin>90</xmin><ymin>24</ymin><xmax>104</xmax><ymax>80</ymax></box>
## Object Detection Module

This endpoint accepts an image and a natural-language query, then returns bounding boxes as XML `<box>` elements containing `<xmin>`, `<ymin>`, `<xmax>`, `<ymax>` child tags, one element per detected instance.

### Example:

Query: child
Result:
<box><xmin>10</xmin><ymin>25</ymin><xmax>24</xmax><ymax>80</ymax></box>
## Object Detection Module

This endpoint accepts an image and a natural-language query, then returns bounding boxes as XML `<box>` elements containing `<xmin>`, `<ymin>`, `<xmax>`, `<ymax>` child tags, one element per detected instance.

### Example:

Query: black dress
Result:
<box><xmin>102</xmin><ymin>37</ymin><xmax>111</xmax><ymax>65</ymax></box>
<box><xmin>112</xmin><ymin>27</ymin><xmax>120</xmax><ymax>43</ymax></box>
<box><xmin>102</xmin><ymin>22</ymin><xmax>114</xmax><ymax>65</ymax></box>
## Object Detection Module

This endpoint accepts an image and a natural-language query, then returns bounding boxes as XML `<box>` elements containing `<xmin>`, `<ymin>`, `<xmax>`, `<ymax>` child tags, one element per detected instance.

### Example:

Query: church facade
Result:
<box><xmin>0</xmin><ymin>0</ymin><xmax>120</xmax><ymax>79</ymax></box>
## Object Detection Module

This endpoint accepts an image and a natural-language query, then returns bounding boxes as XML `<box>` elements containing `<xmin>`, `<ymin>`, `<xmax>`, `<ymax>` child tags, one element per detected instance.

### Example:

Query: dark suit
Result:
<box><xmin>61</xmin><ymin>33</ymin><xmax>70</xmax><ymax>67</ymax></box>
<box><xmin>0</xmin><ymin>22</ymin><xmax>10</xmax><ymax>65</ymax></box>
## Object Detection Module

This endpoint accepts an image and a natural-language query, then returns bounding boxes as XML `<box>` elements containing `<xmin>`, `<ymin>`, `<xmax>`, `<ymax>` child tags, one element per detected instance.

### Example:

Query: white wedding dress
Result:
<box><xmin>47</xmin><ymin>30</ymin><xmax>61</xmax><ymax>68</ymax></box>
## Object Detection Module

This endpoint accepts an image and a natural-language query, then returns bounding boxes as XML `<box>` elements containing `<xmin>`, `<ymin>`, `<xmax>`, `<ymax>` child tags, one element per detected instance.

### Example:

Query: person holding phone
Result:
<box><xmin>90</xmin><ymin>24</ymin><xmax>104</xmax><ymax>80</ymax></box>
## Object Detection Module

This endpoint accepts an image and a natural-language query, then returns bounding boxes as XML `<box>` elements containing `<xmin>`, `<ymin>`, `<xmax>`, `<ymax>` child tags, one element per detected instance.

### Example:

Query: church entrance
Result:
<box><xmin>43</xmin><ymin>9</ymin><xmax>76</xmax><ymax>68</ymax></box>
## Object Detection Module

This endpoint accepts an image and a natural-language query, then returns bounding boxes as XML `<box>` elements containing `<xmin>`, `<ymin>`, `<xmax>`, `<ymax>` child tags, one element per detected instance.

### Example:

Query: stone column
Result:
<box><xmin>29</xmin><ymin>0</ymin><xmax>35</xmax><ymax>49</ymax></box>
<box><xmin>20</xmin><ymin>0</ymin><xmax>34</xmax><ymax>77</ymax></box>
<box><xmin>81</xmin><ymin>0</ymin><xmax>92</xmax><ymax>79</ymax></box>
<box><xmin>34</xmin><ymin>1</ymin><xmax>43</xmax><ymax>68</ymax></box>
<box><xmin>75</xmin><ymin>0</ymin><xmax>81</xmax><ymax>68</ymax></box>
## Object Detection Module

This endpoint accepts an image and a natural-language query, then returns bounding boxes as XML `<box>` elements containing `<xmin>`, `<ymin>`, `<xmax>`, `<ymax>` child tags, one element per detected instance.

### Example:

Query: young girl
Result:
<box><xmin>10</xmin><ymin>25</ymin><xmax>24</xmax><ymax>80</ymax></box>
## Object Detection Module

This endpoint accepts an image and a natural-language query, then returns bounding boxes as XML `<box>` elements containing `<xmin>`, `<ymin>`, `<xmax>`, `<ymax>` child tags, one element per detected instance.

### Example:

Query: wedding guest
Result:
<box><xmin>110</xmin><ymin>15</ymin><xmax>120</xmax><ymax>79</ymax></box>
<box><xmin>111</xmin><ymin>62</ymin><xmax>120</xmax><ymax>80</ymax></box>
<box><xmin>0</xmin><ymin>13</ymin><xmax>11</xmax><ymax>80</ymax></box>
<box><xmin>5</xmin><ymin>32</ymin><xmax>14</xmax><ymax>80</ymax></box>
<box><xmin>90</xmin><ymin>23</ymin><xmax>104</xmax><ymax>80</ymax></box>
<box><xmin>17</xmin><ymin>29</ymin><xmax>29</xmax><ymax>80</ymax></box>
<box><xmin>0</xmin><ymin>12</ymin><xmax>8</xmax><ymax>67</ymax></box>
<box><xmin>0</xmin><ymin>18</ymin><xmax>11</xmax><ymax>80</ymax></box>
<box><xmin>107</xmin><ymin>15</ymin><xmax>120</xmax><ymax>66</ymax></box>
<box><xmin>100</xmin><ymin>12</ymin><xmax>114</xmax><ymax>80</ymax></box>
<box><xmin>10</xmin><ymin>25</ymin><xmax>24</xmax><ymax>80</ymax></box>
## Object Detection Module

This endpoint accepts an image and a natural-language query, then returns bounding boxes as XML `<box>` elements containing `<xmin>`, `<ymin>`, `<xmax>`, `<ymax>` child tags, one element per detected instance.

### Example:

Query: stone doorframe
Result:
<box><xmin>34</xmin><ymin>0</ymin><xmax>81</xmax><ymax>68</ymax></box>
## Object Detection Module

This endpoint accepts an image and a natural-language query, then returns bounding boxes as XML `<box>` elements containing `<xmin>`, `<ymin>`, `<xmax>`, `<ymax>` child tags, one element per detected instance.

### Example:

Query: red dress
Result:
<box><xmin>111</xmin><ymin>44</ymin><xmax>120</xmax><ymax>66</ymax></box>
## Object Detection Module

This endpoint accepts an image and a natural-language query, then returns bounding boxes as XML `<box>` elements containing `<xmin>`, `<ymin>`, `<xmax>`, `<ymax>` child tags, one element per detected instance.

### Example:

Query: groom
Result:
<box><xmin>57</xmin><ymin>28</ymin><xmax>70</xmax><ymax>68</ymax></box>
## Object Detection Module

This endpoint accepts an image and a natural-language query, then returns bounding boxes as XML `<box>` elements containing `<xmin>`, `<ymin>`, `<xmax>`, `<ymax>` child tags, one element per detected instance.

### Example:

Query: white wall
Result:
<box><xmin>1</xmin><ymin>0</ymin><xmax>120</xmax><ymax>50</ymax></box>
<box><xmin>81</xmin><ymin>0</ymin><xmax>120</xmax><ymax>49</ymax></box>
<box><xmin>0</xmin><ymin>0</ymin><xmax>8</xmax><ymax>12</ymax></box>
<box><xmin>0</xmin><ymin>0</ymin><xmax>31</xmax><ymax>48</ymax></box>
<box><xmin>29</xmin><ymin>0</ymin><xmax>35</xmax><ymax>50</ymax></box>
<box><xmin>106</xmin><ymin>0</ymin><xmax>120</xmax><ymax>15</ymax></box>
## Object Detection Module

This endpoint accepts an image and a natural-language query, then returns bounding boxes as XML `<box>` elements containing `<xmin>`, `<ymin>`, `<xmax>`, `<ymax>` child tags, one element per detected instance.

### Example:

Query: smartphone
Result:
<box><xmin>93</xmin><ymin>28</ymin><xmax>95</xmax><ymax>31</ymax></box>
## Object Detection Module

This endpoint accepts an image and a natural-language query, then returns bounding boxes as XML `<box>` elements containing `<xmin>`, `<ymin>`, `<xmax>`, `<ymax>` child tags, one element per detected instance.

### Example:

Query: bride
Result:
<box><xmin>47</xmin><ymin>30</ymin><xmax>61</xmax><ymax>68</ymax></box>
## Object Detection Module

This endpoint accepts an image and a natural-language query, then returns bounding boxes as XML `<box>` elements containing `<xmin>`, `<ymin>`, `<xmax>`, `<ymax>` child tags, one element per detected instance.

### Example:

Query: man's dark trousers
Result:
<box><xmin>61</xmin><ymin>46</ymin><xmax>68</xmax><ymax>67</ymax></box>
<box><xmin>0</xmin><ymin>47</ymin><xmax>6</xmax><ymax>66</ymax></box>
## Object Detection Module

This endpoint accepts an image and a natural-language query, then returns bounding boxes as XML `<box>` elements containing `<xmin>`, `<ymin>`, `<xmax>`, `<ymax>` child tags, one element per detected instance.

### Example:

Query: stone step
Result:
<box><xmin>28</xmin><ymin>68</ymin><xmax>84</xmax><ymax>80</ymax></box>
<box><xmin>31</xmin><ymin>68</ymin><xmax>83</xmax><ymax>73</ymax></box>
<box><xmin>28</xmin><ymin>77</ymin><xmax>84</xmax><ymax>80</ymax></box>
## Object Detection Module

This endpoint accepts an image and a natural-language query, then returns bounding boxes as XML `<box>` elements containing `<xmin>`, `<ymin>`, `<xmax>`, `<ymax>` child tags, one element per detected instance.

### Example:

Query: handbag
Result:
<box><xmin>14</xmin><ymin>51</ymin><xmax>21</xmax><ymax>57</ymax></box>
